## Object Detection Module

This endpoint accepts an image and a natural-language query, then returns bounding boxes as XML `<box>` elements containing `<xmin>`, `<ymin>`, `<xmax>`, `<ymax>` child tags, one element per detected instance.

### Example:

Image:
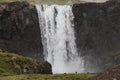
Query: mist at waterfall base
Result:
<box><xmin>36</xmin><ymin>5</ymin><xmax>84</xmax><ymax>74</ymax></box>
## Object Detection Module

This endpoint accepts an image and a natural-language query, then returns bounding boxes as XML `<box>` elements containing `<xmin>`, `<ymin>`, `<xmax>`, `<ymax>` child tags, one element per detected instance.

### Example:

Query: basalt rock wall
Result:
<box><xmin>73</xmin><ymin>0</ymin><xmax>120</xmax><ymax>72</ymax></box>
<box><xmin>0</xmin><ymin>1</ymin><xmax>44</xmax><ymax>61</ymax></box>
<box><xmin>0</xmin><ymin>0</ymin><xmax>120</xmax><ymax>72</ymax></box>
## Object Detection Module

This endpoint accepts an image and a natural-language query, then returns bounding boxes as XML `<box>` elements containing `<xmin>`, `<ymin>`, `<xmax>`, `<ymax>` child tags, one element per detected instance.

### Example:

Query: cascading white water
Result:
<box><xmin>36</xmin><ymin>4</ymin><xmax>84</xmax><ymax>74</ymax></box>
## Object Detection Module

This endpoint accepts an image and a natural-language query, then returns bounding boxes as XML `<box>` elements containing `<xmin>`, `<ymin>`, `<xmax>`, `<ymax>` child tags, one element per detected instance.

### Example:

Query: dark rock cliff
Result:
<box><xmin>0</xmin><ymin>0</ymin><xmax>120</xmax><ymax>73</ymax></box>
<box><xmin>0</xmin><ymin>1</ymin><xmax>44</xmax><ymax>61</ymax></box>
<box><xmin>73</xmin><ymin>0</ymin><xmax>120</xmax><ymax>72</ymax></box>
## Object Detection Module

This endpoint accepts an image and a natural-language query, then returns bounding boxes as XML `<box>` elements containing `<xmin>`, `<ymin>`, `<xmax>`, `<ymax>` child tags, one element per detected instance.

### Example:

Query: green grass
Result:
<box><xmin>0</xmin><ymin>73</ymin><xmax>91</xmax><ymax>80</ymax></box>
<box><xmin>0</xmin><ymin>51</ymin><xmax>39</xmax><ymax>75</ymax></box>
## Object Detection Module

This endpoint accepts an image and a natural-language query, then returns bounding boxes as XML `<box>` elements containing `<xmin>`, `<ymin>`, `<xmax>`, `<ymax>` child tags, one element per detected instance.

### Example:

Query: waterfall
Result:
<box><xmin>36</xmin><ymin>5</ymin><xmax>84</xmax><ymax>74</ymax></box>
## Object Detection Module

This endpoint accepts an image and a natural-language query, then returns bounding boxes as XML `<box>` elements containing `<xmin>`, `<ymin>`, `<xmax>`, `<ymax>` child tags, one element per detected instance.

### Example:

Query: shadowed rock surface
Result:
<box><xmin>73</xmin><ymin>0</ymin><xmax>120</xmax><ymax>72</ymax></box>
<box><xmin>0</xmin><ymin>1</ymin><xmax>43</xmax><ymax>61</ymax></box>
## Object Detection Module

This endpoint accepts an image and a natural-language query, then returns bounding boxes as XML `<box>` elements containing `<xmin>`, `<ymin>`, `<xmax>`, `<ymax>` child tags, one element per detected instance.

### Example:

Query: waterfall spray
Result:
<box><xmin>36</xmin><ymin>4</ymin><xmax>84</xmax><ymax>74</ymax></box>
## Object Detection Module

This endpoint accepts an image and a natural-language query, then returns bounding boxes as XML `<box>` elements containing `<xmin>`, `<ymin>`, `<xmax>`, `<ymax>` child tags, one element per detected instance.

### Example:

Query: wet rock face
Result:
<box><xmin>0</xmin><ymin>1</ymin><xmax>44</xmax><ymax>61</ymax></box>
<box><xmin>73</xmin><ymin>1</ymin><xmax>120</xmax><ymax>72</ymax></box>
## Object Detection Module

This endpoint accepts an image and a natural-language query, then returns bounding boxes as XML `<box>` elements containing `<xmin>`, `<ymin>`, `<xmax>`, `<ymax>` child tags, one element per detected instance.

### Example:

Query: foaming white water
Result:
<box><xmin>36</xmin><ymin>5</ymin><xmax>84</xmax><ymax>74</ymax></box>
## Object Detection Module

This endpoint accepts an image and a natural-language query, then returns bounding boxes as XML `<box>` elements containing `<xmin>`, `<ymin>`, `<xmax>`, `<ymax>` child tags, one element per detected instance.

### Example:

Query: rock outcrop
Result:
<box><xmin>38</xmin><ymin>61</ymin><xmax>52</xmax><ymax>74</ymax></box>
<box><xmin>0</xmin><ymin>1</ymin><xmax>43</xmax><ymax>61</ymax></box>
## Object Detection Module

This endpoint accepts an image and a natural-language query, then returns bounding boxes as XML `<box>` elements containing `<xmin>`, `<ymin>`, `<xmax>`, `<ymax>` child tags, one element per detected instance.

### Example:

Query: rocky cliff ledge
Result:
<box><xmin>0</xmin><ymin>1</ymin><xmax>43</xmax><ymax>61</ymax></box>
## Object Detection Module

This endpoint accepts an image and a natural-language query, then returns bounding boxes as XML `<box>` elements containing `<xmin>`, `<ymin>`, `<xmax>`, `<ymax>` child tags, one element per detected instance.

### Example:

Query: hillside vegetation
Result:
<box><xmin>0</xmin><ymin>51</ymin><xmax>52</xmax><ymax>76</ymax></box>
<box><xmin>0</xmin><ymin>74</ymin><xmax>91</xmax><ymax>80</ymax></box>
<box><xmin>0</xmin><ymin>51</ymin><xmax>39</xmax><ymax>75</ymax></box>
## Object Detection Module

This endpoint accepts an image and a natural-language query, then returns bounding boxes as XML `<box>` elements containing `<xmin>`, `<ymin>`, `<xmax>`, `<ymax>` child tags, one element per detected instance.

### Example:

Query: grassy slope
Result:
<box><xmin>0</xmin><ymin>74</ymin><xmax>91</xmax><ymax>80</ymax></box>
<box><xmin>0</xmin><ymin>51</ymin><xmax>39</xmax><ymax>76</ymax></box>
